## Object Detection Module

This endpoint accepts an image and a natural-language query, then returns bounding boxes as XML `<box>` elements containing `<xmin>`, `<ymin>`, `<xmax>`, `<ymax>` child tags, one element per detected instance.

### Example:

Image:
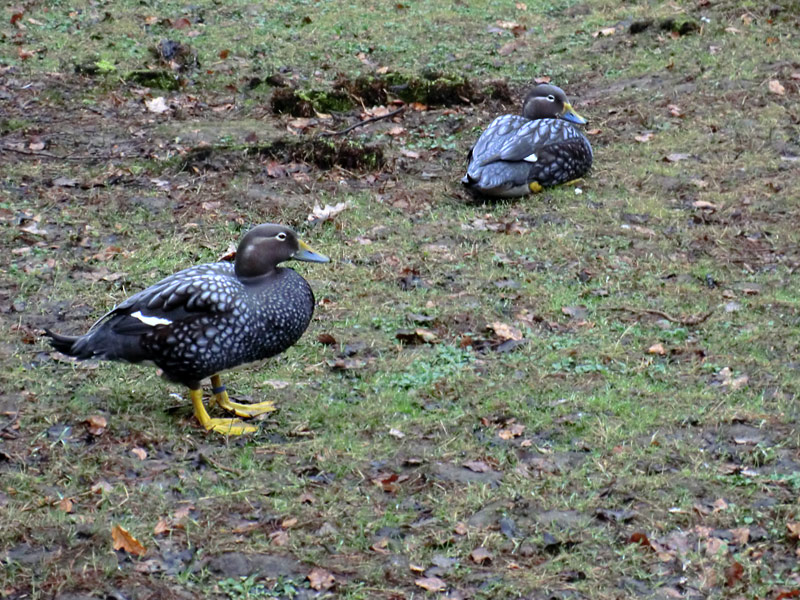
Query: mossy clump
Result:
<box><xmin>660</xmin><ymin>16</ymin><xmax>700</xmax><ymax>36</ymax></box>
<box><xmin>270</xmin><ymin>88</ymin><xmax>354</xmax><ymax>116</ymax></box>
<box><xmin>183</xmin><ymin>138</ymin><xmax>384</xmax><ymax>172</ymax></box>
<box><xmin>125</xmin><ymin>70</ymin><xmax>182</xmax><ymax>91</ymax></box>
<box><xmin>336</xmin><ymin>71</ymin><xmax>490</xmax><ymax>106</ymax></box>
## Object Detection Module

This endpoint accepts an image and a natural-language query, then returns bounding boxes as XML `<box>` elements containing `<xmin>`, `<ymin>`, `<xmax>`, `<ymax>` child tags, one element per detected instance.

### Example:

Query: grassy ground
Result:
<box><xmin>2</xmin><ymin>0</ymin><xmax>800</xmax><ymax>598</ymax></box>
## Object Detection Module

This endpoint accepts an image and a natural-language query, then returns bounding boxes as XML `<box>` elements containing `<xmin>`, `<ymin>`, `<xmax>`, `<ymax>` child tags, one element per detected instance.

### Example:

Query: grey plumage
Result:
<box><xmin>462</xmin><ymin>84</ymin><xmax>593</xmax><ymax>198</ymax></box>
<box><xmin>46</xmin><ymin>224</ymin><xmax>328</xmax><ymax>389</ymax></box>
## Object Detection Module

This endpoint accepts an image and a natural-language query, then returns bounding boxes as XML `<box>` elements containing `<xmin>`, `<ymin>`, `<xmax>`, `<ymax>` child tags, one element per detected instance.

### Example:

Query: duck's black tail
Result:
<box><xmin>44</xmin><ymin>329</ymin><xmax>85</xmax><ymax>357</ymax></box>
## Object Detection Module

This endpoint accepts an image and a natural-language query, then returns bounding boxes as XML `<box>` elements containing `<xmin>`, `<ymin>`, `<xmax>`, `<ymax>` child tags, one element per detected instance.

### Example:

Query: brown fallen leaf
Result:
<box><xmin>693</xmin><ymin>200</ymin><xmax>717</xmax><ymax>210</ymax></box>
<box><xmin>725</xmin><ymin>561</ymin><xmax>744</xmax><ymax>586</ymax></box>
<box><xmin>131</xmin><ymin>447</ymin><xmax>147</xmax><ymax>460</ymax></box>
<box><xmin>144</xmin><ymin>97</ymin><xmax>170</xmax><ymax>114</ymax></box>
<box><xmin>498</xmin><ymin>39</ymin><xmax>526</xmax><ymax>56</ymax></box>
<box><xmin>112</xmin><ymin>524</ymin><xmax>146</xmax><ymax>557</ymax></box>
<box><xmin>85</xmin><ymin>415</ymin><xmax>107</xmax><ymax>436</ymax></box>
<box><xmin>153</xmin><ymin>518</ymin><xmax>171</xmax><ymax>536</ymax></box>
<box><xmin>463</xmin><ymin>460</ymin><xmax>490</xmax><ymax>473</ymax></box>
<box><xmin>664</xmin><ymin>153</ymin><xmax>691</xmax><ymax>162</ymax></box>
<box><xmin>667</xmin><ymin>104</ymin><xmax>683</xmax><ymax>117</ymax></box>
<box><xmin>768</xmin><ymin>79</ymin><xmax>786</xmax><ymax>96</ymax></box>
<box><xmin>470</xmin><ymin>546</ymin><xmax>492</xmax><ymax>564</ymax></box>
<box><xmin>647</xmin><ymin>343</ymin><xmax>666</xmax><ymax>356</ymax></box>
<box><xmin>454</xmin><ymin>522</ymin><xmax>468</xmax><ymax>535</ymax></box>
<box><xmin>787</xmin><ymin>522</ymin><xmax>800</xmax><ymax>540</ymax></box>
<box><xmin>415</xmin><ymin>577</ymin><xmax>446</xmax><ymax>592</ymax></box>
<box><xmin>489</xmin><ymin>321</ymin><xmax>523</xmax><ymax>341</ymax></box>
<box><xmin>269</xmin><ymin>530</ymin><xmax>289</xmax><ymax>546</ymax></box>
<box><xmin>634</xmin><ymin>132</ymin><xmax>654</xmax><ymax>143</ymax></box>
<box><xmin>308</xmin><ymin>567</ymin><xmax>335</xmax><ymax>591</ymax></box>
<box><xmin>498</xmin><ymin>423</ymin><xmax>525</xmax><ymax>440</ymax></box>
<box><xmin>592</xmin><ymin>26</ymin><xmax>616</xmax><ymax>37</ymax></box>
<box><xmin>58</xmin><ymin>498</ymin><xmax>74</xmax><ymax>513</ymax></box>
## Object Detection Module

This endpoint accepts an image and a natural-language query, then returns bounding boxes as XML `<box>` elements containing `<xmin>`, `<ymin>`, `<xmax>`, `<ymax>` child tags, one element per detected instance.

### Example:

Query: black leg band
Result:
<box><xmin>212</xmin><ymin>385</ymin><xmax>227</xmax><ymax>395</ymax></box>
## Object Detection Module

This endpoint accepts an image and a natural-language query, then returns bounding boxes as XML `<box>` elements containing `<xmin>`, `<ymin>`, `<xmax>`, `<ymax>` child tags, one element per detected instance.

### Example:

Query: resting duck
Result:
<box><xmin>45</xmin><ymin>224</ymin><xmax>329</xmax><ymax>435</ymax></box>
<box><xmin>462</xmin><ymin>84</ymin><xmax>593</xmax><ymax>198</ymax></box>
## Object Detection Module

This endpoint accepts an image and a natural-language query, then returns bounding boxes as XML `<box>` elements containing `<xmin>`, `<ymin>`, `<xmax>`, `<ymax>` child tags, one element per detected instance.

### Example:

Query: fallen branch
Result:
<box><xmin>320</xmin><ymin>105</ymin><xmax>405</xmax><ymax>137</ymax></box>
<box><xmin>1</xmin><ymin>145</ymin><xmax>94</xmax><ymax>161</ymax></box>
<box><xmin>600</xmin><ymin>306</ymin><xmax>714</xmax><ymax>326</ymax></box>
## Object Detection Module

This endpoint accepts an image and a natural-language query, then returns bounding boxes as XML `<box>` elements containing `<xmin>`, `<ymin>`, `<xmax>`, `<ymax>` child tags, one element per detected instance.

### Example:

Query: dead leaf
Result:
<box><xmin>498</xmin><ymin>39</ymin><xmax>526</xmax><ymax>56</ymax></box>
<box><xmin>592</xmin><ymin>26</ymin><xmax>616</xmax><ymax>38</ymax></box>
<box><xmin>174</xmin><ymin>504</ymin><xmax>193</xmax><ymax>520</ymax></box>
<box><xmin>172</xmin><ymin>17</ymin><xmax>191</xmax><ymax>29</ymax></box>
<box><xmin>454</xmin><ymin>522</ymin><xmax>468</xmax><ymax>535</ymax></box>
<box><xmin>112</xmin><ymin>524</ymin><xmax>146</xmax><ymax>556</ymax></box>
<box><xmin>768</xmin><ymin>79</ymin><xmax>786</xmax><ymax>96</ymax></box>
<box><xmin>787</xmin><ymin>522</ymin><xmax>800</xmax><ymax>540</ymax></box>
<box><xmin>415</xmin><ymin>577</ymin><xmax>446</xmax><ymax>592</ymax></box>
<box><xmin>489</xmin><ymin>321</ymin><xmax>523</xmax><ymax>341</ymax></box>
<box><xmin>153</xmin><ymin>518</ymin><xmax>171</xmax><ymax>536</ymax></box>
<box><xmin>388</xmin><ymin>427</ymin><xmax>405</xmax><ymax>439</ymax></box>
<box><xmin>145</xmin><ymin>97</ymin><xmax>170</xmax><ymax>114</ymax></box>
<box><xmin>712</xmin><ymin>498</ymin><xmax>729</xmax><ymax>513</ymax></box>
<box><xmin>667</xmin><ymin>104</ymin><xmax>683</xmax><ymax>117</ymax></box>
<box><xmin>131</xmin><ymin>447</ymin><xmax>147</xmax><ymax>460</ymax></box>
<box><xmin>307</xmin><ymin>201</ymin><xmax>351</xmax><ymax>224</ymax></box>
<box><xmin>534</xmin><ymin>76</ymin><xmax>551</xmax><ymax>84</ymax></box>
<box><xmin>634</xmin><ymin>132</ymin><xmax>654</xmax><ymax>143</ymax></box>
<box><xmin>58</xmin><ymin>498</ymin><xmax>74</xmax><ymax>513</ymax></box>
<box><xmin>299</xmin><ymin>492</ymin><xmax>316</xmax><ymax>504</ymax></box>
<box><xmin>498</xmin><ymin>423</ymin><xmax>525</xmax><ymax>440</ymax></box>
<box><xmin>647</xmin><ymin>343</ymin><xmax>666</xmax><ymax>356</ymax></box>
<box><xmin>401</xmin><ymin>148</ymin><xmax>421</xmax><ymax>158</ymax></box>
<box><xmin>269</xmin><ymin>530</ymin><xmax>289</xmax><ymax>546</ymax></box>
<box><xmin>396</xmin><ymin>328</ymin><xmax>438</xmax><ymax>345</ymax></box>
<box><xmin>693</xmin><ymin>200</ymin><xmax>717</xmax><ymax>210</ymax></box>
<box><xmin>85</xmin><ymin>415</ymin><xmax>107</xmax><ymax>436</ymax></box>
<box><xmin>463</xmin><ymin>460</ymin><xmax>490</xmax><ymax>473</ymax></box>
<box><xmin>470</xmin><ymin>547</ymin><xmax>492</xmax><ymax>564</ymax></box>
<box><xmin>725</xmin><ymin>561</ymin><xmax>744</xmax><ymax>586</ymax></box>
<box><xmin>308</xmin><ymin>567</ymin><xmax>335</xmax><ymax>591</ymax></box>
<box><xmin>705</xmin><ymin>536</ymin><xmax>727</xmax><ymax>557</ymax></box>
<box><xmin>91</xmin><ymin>480</ymin><xmax>113</xmax><ymax>494</ymax></box>
<box><xmin>371</xmin><ymin>537</ymin><xmax>390</xmax><ymax>554</ymax></box>
<box><xmin>664</xmin><ymin>153</ymin><xmax>691</xmax><ymax>162</ymax></box>
<box><xmin>730</xmin><ymin>527</ymin><xmax>749</xmax><ymax>545</ymax></box>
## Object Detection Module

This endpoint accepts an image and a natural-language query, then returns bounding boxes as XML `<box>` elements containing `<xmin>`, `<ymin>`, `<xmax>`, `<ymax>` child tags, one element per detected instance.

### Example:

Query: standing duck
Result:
<box><xmin>462</xmin><ymin>84</ymin><xmax>593</xmax><ymax>198</ymax></box>
<box><xmin>45</xmin><ymin>224</ymin><xmax>329</xmax><ymax>435</ymax></box>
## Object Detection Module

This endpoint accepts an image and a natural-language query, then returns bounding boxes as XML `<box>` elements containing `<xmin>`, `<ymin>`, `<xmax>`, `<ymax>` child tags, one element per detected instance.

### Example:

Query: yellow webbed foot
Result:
<box><xmin>528</xmin><ymin>181</ymin><xmax>544</xmax><ymax>193</ymax></box>
<box><xmin>190</xmin><ymin>388</ymin><xmax>258</xmax><ymax>435</ymax></box>
<box><xmin>211</xmin><ymin>374</ymin><xmax>277</xmax><ymax>417</ymax></box>
<box><xmin>206</xmin><ymin>418</ymin><xmax>258</xmax><ymax>435</ymax></box>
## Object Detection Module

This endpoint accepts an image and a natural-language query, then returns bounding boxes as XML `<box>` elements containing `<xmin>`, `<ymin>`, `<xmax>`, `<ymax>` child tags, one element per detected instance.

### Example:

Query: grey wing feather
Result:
<box><xmin>87</xmin><ymin>263</ymin><xmax>238</xmax><ymax>333</ymax></box>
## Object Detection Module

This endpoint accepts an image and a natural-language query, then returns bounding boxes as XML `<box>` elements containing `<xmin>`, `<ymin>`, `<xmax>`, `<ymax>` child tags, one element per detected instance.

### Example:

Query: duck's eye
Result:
<box><xmin>276</xmin><ymin>232</ymin><xmax>287</xmax><ymax>241</ymax></box>
<box><xmin>547</xmin><ymin>94</ymin><xmax>556</xmax><ymax>102</ymax></box>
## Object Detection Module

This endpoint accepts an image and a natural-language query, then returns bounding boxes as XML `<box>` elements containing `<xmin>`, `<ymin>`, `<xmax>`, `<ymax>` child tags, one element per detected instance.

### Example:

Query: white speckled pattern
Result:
<box><xmin>71</xmin><ymin>262</ymin><xmax>315</xmax><ymax>386</ymax></box>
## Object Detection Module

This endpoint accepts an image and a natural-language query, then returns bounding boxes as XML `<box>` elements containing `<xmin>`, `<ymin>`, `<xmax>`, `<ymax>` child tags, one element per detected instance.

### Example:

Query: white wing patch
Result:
<box><xmin>131</xmin><ymin>310</ymin><xmax>172</xmax><ymax>327</ymax></box>
<box><xmin>523</xmin><ymin>153</ymin><xmax>538</xmax><ymax>162</ymax></box>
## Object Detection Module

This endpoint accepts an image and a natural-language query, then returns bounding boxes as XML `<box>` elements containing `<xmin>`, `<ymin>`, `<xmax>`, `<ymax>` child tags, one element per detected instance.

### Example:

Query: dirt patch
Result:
<box><xmin>271</xmin><ymin>73</ymin><xmax>512</xmax><ymax>116</ymax></box>
<box><xmin>182</xmin><ymin>136</ymin><xmax>385</xmax><ymax>172</ymax></box>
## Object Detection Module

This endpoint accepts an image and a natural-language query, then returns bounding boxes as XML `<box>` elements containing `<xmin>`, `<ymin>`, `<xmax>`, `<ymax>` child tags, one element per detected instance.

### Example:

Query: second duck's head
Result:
<box><xmin>235</xmin><ymin>224</ymin><xmax>329</xmax><ymax>279</ymax></box>
<box><xmin>521</xmin><ymin>84</ymin><xmax>587</xmax><ymax>125</ymax></box>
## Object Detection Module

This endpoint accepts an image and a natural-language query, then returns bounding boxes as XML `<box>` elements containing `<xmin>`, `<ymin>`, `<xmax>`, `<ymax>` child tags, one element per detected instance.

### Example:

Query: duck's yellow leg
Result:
<box><xmin>210</xmin><ymin>375</ymin><xmax>276</xmax><ymax>418</ymax></box>
<box><xmin>190</xmin><ymin>388</ymin><xmax>257</xmax><ymax>435</ymax></box>
<box><xmin>528</xmin><ymin>181</ymin><xmax>544</xmax><ymax>193</ymax></box>
<box><xmin>563</xmin><ymin>178</ymin><xmax>584</xmax><ymax>186</ymax></box>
